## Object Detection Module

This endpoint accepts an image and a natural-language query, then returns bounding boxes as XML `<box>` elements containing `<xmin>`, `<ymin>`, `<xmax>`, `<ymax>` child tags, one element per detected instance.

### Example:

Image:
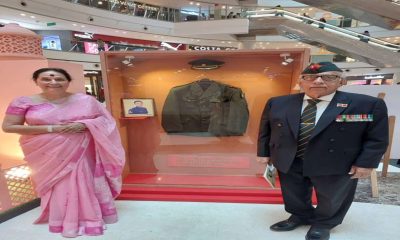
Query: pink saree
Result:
<box><xmin>6</xmin><ymin>93</ymin><xmax>125</xmax><ymax>237</ymax></box>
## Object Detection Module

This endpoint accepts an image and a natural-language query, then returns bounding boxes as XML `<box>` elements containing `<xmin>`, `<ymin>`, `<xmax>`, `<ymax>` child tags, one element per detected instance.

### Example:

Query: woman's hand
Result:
<box><xmin>55</xmin><ymin>123</ymin><xmax>87</xmax><ymax>133</ymax></box>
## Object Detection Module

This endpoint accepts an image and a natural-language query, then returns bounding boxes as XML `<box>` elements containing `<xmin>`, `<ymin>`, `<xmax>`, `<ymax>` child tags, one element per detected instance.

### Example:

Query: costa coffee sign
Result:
<box><xmin>188</xmin><ymin>45</ymin><xmax>237</xmax><ymax>51</ymax></box>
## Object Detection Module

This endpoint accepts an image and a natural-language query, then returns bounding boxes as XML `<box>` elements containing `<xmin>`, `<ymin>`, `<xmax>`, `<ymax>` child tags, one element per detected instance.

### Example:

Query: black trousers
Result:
<box><xmin>278</xmin><ymin>158</ymin><xmax>358</xmax><ymax>229</ymax></box>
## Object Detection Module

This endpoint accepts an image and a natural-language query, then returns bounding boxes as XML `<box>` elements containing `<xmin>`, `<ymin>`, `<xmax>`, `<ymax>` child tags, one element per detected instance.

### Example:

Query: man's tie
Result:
<box><xmin>295</xmin><ymin>99</ymin><xmax>321</xmax><ymax>159</ymax></box>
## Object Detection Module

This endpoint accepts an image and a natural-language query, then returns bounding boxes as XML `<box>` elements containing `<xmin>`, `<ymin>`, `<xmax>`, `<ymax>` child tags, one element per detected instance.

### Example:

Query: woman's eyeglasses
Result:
<box><xmin>301</xmin><ymin>75</ymin><xmax>340</xmax><ymax>82</ymax></box>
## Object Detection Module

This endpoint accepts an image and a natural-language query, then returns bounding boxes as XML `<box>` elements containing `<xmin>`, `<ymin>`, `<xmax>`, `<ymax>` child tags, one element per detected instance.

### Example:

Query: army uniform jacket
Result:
<box><xmin>161</xmin><ymin>80</ymin><xmax>249</xmax><ymax>136</ymax></box>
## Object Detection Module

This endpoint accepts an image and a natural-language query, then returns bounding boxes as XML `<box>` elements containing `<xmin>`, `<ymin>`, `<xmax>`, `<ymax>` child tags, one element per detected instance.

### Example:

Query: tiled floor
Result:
<box><xmin>0</xmin><ymin>200</ymin><xmax>399</xmax><ymax>240</ymax></box>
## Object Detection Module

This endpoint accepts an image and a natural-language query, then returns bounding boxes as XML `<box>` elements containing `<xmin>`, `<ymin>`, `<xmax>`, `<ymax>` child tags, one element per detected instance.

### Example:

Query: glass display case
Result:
<box><xmin>101</xmin><ymin>50</ymin><xmax>309</xmax><ymax>192</ymax></box>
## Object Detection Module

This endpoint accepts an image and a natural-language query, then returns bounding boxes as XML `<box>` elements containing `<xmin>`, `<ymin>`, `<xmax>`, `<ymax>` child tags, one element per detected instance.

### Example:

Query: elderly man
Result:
<box><xmin>257</xmin><ymin>62</ymin><xmax>389</xmax><ymax>240</ymax></box>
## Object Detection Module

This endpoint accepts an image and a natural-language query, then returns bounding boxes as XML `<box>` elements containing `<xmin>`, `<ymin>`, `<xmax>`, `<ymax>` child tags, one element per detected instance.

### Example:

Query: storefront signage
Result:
<box><xmin>346</xmin><ymin>74</ymin><xmax>394</xmax><ymax>81</ymax></box>
<box><xmin>189</xmin><ymin>45</ymin><xmax>237</xmax><ymax>51</ymax></box>
<box><xmin>364</xmin><ymin>75</ymin><xmax>384</xmax><ymax>79</ymax></box>
<box><xmin>160</xmin><ymin>42</ymin><xmax>182</xmax><ymax>51</ymax></box>
<box><xmin>74</xmin><ymin>32</ymin><xmax>94</xmax><ymax>39</ymax></box>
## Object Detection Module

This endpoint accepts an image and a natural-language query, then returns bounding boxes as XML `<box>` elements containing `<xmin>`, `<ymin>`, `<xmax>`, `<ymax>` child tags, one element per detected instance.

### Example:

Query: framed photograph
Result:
<box><xmin>122</xmin><ymin>98</ymin><xmax>155</xmax><ymax>117</ymax></box>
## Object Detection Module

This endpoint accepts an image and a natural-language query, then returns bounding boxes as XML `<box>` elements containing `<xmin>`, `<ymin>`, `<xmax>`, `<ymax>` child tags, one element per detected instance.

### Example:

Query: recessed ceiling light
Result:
<box><xmin>115</xmin><ymin>30</ymin><xmax>119</xmax><ymax>33</ymax></box>
<box><xmin>20</xmin><ymin>13</ymin><xmax>26</xmax><ymax>16</ymax></box>
<box><xmin>222</xmin><ymin>5</ymin><xmax>226</xmax><ymax>9</ymax></box>
<box><xmin>72</xmin><ymin>23</ymin><xmax>77</xmax><ymax>26</ymax></box>
<box><xmin>30</xmin><ymin>16</ymin><xmax>35</xmax><ymax>19</ymax></box>
<box><xmin>98</xmin><ymin>1</ymin><xmax>103</xmax><ymax>5</ymax></box>
<box><xmin>196</xmin><ymin>3</ymin><xmax>200</xmax><ymax>6</ymax></box>
<box><xmin>81</xmin><ymin>25</ymin><xmax>85</xmax><ymax>27</ymax></box>
<box><xmin>189</xmin><ymin>2</ymin><xmax>194</xmax><ymax>5</ymax></box>
<box><xmin>122</xmin><ymin>31</ymin><xmax>127</xmax><ymax>34</ymax></box>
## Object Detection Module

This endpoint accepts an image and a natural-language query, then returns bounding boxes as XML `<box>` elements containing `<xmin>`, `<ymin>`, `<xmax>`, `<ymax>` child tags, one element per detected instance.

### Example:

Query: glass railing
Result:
<box><xmin>386</xmin><ymin>0</ymin><xmax>400</xmax><ymax>6</ymax></box>
<box><xmin>62</xmin><ymin>0</ymin><xmax>180</xmax><ymax>22</ymax></box>
<box><xmin>246</xmin><ymin>9</ymin><xmax>400</xmax><ymax>52</ymax></box>
<box><xmin>62</xmin><ymin>0</ymin><xmax>381</xmax><ymax>32</ymax></box>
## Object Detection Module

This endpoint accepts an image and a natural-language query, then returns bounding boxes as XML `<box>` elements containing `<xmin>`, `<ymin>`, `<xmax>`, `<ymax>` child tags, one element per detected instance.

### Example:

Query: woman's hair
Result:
<box><xmin>32</xmin><ymin>68</ymin><xmax>72</xmax><ymax>82</ymax></box>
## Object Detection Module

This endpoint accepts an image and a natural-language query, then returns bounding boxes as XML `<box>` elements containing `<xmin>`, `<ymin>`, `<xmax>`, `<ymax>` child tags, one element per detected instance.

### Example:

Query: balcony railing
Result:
<box><xmin>247</xmin><ymin>9</ymin><xmax>400</xmax><ymax>53</ymax></box>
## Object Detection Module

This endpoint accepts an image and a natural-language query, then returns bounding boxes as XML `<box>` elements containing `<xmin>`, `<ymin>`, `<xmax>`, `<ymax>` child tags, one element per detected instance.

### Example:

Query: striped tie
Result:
<box><xmin>295</xmin><ymin>99</ymin><xmax>321</xmax><ymax>159</ymax></box>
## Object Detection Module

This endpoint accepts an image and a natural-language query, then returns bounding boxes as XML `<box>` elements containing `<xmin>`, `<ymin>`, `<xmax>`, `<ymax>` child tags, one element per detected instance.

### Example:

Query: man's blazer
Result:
<box><xmin>257</xmin><ymin>91</ymin><xmax>389</xmax><ymax>176</ymax></box>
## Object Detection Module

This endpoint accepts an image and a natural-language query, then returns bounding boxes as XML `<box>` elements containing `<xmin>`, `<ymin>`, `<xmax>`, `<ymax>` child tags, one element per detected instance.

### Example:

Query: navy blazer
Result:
<box><xmin>257</xmin><ymin>91</ymin><xmax>389</xmax><ymax>176</ymax></box>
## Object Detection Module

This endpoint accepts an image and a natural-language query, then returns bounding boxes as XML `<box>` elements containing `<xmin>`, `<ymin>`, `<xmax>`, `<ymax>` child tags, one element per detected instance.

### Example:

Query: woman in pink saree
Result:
<box><xmin>2</xmin><ymin>68</ymin><xmax>125</xmax><ymax>237</ymax></box>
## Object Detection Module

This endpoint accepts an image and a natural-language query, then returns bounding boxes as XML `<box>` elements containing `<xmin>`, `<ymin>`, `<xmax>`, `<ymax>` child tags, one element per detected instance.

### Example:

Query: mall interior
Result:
<box><xmin>0</xmin><ymin>0</ymin><xmax>399</xmax><ymax>239</ymax></box>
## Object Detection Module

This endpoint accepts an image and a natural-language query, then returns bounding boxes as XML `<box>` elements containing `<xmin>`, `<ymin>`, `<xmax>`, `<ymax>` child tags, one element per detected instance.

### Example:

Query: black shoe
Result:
<box><xmin>270</xmin><ymin>219</ymin><xmax>305</xmax><ymax>232</ymax></box>
<box><xmin>305</xmin><ymin>227</ymin><xmax>330</xmax><ymax>240</ymax></box>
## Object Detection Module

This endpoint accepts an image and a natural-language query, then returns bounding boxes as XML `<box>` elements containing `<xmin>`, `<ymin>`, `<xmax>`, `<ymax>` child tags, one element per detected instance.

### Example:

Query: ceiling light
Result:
<box><xmin>72</xmin><ymin>23</ymin><xmax>77</xmax><ymax>26</ymax></box>
<box><xmin>81</xmin><ymin>25</ymin><xmax>85</xmax><ymax>27</ymax></box>
<box><xmin>30</xmin><ymin>16</ymin><xmax>35</xmax><ymax>18</ymax></box>
<box><xmin>285</xmin><ymin>58</ymin><xmax>294</xmax><ymax>63</ymax></box>
<box><xmin>196</xmin><ymin>3</ymin><xmax>200</xmax><ymax>6</ymax></box>
<box><xmin>280</xmin><ymin>53</ymin><xmax>294</xmax><ymax>65</ymax></box>
<box><xmin>98</xmin><ymin>1</ymin><xmax>103</xmax><ymax>5</ymax></box>
<box><xmin>190</xmin><ymin>2</ymin><xmax>194</xmax><ymax>5</ymax></box>
<box><xmin>122</xmin><ymin>56</ymin><xmax>135</xmax><ymax>65</ymax></box>
<box><xmin>20</xmin><ymin>13</ymin><xmax>26</xmax><ymax>16</ymax></box>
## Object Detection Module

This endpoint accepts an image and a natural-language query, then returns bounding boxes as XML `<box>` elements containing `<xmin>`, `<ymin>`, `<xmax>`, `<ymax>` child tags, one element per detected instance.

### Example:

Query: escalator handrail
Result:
<box><xmin>247</xmin><ymin>9</ymin><xmax>400</xmax><ymax>52</ymax></box>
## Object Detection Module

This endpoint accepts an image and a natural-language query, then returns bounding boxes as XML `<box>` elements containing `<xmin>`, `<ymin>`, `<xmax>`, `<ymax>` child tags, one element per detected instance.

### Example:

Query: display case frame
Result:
<box><xmin>101</xmin><ymin>49</ymin><xmax>310</xmax><ymax>190</ymax></box>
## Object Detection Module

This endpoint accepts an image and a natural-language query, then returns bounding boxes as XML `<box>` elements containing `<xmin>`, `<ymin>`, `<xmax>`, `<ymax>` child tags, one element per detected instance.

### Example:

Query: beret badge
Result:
<box><xmin>309</xmin><ymin>63</ymin><xmax>321</xmax><ymax>72</ymax></box>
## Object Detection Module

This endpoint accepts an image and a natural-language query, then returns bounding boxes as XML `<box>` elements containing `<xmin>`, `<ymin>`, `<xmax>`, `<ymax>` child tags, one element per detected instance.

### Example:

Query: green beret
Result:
<box><xmin>302</xmin><ymin>62</ymin><xmax>343</xmax><ymax>74</ymax></box>
<box><xmin>188</xmin><ymin>59</ymin><xmax>224</xmax><ymax>70</ymax></box>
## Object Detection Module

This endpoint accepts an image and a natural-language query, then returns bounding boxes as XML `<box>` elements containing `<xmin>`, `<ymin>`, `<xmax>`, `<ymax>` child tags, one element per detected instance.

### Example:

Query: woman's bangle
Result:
<box><xmin>47</xmin><ymin>125</ymin><xmax>53</xmax><ymax>133</ymax></box>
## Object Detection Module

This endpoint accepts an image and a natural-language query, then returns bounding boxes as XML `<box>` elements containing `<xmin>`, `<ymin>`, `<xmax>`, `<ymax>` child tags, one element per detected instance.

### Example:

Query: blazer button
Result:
<box><xmin>328</xmin><ymin>149</ymin><xmax>334</xmax><ymax>153</ymax></box>
<box><xmin>329</xmin><ymin>138</ymin><xmax>335</xmax><ymax>142</ymax></box>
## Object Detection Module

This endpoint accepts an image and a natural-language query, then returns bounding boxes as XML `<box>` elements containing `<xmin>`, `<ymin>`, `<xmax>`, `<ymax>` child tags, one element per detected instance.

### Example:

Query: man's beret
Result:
<box><xmin>188</xmin><ymin>59</ymin><xmax>224</xmax><ymax>70</ymax></box>
<box><xmin>302</xmin><ymin>62</ymin><xmax>343</xmax><ymax>74</ymax></box>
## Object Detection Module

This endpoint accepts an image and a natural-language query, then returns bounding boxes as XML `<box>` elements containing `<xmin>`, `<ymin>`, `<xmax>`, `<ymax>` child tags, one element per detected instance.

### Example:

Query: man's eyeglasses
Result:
<box><xmin>301</xmin><ymin>75</ymin><xmax>340</xmax><ymax>82</ymax></box>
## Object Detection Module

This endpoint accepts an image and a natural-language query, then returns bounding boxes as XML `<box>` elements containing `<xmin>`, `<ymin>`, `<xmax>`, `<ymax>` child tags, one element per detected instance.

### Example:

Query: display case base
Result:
<box><xmin>118</xmin><ymin>174</ymin><xmax>284</xmax><ymax>204</ymax></box>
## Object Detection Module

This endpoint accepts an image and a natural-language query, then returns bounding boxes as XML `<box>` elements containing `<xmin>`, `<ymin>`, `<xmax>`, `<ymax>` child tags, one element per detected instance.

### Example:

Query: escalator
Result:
<box><xmin>293</xmin><ymin>0</ymin><xmax>400</xmax><ymax>30</ymax></box>
<box><xmin>239</xmin><ymin>10</ymin><xmax>400</xmax><ymax>67</ymax></box>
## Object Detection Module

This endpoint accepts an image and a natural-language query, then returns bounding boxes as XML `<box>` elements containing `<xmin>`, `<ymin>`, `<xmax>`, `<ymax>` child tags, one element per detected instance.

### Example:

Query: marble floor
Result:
<box><xmin>0</xmin><ymin>200</ymin><xmax>399</xmax><ymax>240</ymax></box>
<box><xmin>1</xmin><ymin>162</ymin><xmax>399</xmax><ymax>240</ymax></box>
<box><xmin>354</xmin><ymin>162</ymin><xmax>400</xmax><ymax>205</ymax></box>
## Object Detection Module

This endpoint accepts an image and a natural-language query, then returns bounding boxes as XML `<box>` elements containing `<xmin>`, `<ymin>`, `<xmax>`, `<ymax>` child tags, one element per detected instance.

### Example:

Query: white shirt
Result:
<box><xmin>302</xmin><ymin>92</ymin><xmax>336</xmax><ymax>124</ymax></box>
